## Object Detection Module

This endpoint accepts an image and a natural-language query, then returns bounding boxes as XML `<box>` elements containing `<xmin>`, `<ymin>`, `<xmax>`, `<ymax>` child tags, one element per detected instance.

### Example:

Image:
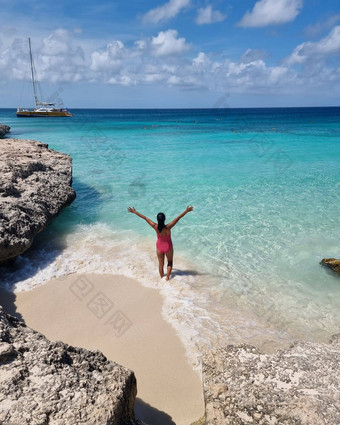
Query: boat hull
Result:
<box><xmin>17</xmin><ymin>110</ymin><xmax>73</xmax><ymax>117</ymax></box>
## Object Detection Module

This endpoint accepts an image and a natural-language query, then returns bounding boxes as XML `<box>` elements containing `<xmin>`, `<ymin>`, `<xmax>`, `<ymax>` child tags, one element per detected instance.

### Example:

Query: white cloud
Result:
<box><xmin>41</xmin><ymin>29</ymin><xmax>70</xmax><ymax>56</ymax></box>
<box><xmin>143</xmin><ymin>0</ymin><xmax>191</xmax><ymax>24</ymax></box>
<box><xmin>86</xmin><ymin>30</ymin><xmax>191</xmax><ymax>87</ymax></box>
<box><xmin>2</xmin><ymin>26</ymin><xmax>340</xmax><ymax>99</ymax></box>
<box><xmin>238</xmin><ymin>0</ymin><xmax>303</xmax><ymax>28</ymax></box>
<box><xmin>151</xmin><ymin>30</ymin><xmax>190</xmax><ymax>56</ymax></box>
<box><xmin>189</xmin><ymin>54</ymin><xmax>296</xmax><ymax>94</ymax></box>
<box><xmin>38</xmin><ymin>30</ymin><xmax>86</xmax><ymax>83</ymax></box>
<box><xmin>91</xmin><ymin>40</ymin><xmax>125</xmax><ymax>72</ymax></box>
<box><xmin>302</xmin><ymin>25</ymin><xmax>340</xmax><ymax>55</ymax></box>
<box><xmin>193</xmin><ymin>52</ymin><xmax>211</xmax><ymax>66</ymax></box>
<box><xmin>0</xmin><ymin>29</ymin><xmax>86</xmax><ymax>83</ymax></box>
<box><xmin>304</xmin><ymin>13</ymin><xmax>340</xmax><ymax>38</ymax></box>
<box><xmin>286</xmin><ymin>25</ymin><xmax>340</xmax><ymax>64</ymax></box>
<box><xmin>0</xmin><ymin>37</ymin><xmax>30</xmax><ymax>80</ymax></box>
<box><xmin>240</xmin><ymin>48</ymin><xmax>268</xmax><ymax>63</ymax></box>
<box><xmin>196</xmin><ymin>5</ymin><xmax>226</xmax><ymax>25</ymax></box>
<box><xmin>108</xmin><ymin>74</ymin><xmax>135</xmax><ymax>86</ymax></box>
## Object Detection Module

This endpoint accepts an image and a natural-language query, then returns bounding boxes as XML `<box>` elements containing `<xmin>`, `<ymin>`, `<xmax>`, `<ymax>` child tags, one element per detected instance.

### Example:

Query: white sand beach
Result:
<box><xmin>0</xmin><ymin>273</ymin><xmax>205</xmax><ymax>425</ymax></box>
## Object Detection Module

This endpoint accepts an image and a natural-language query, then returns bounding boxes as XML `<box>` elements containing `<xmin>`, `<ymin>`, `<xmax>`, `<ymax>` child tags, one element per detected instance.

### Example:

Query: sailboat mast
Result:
<box><xmin>28</xmin><ymin>38</ymin><xmax>39</xmax><ymax>107</ymax></box>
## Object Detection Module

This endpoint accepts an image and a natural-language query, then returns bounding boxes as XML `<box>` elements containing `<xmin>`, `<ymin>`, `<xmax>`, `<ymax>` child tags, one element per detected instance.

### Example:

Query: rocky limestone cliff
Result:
<box><xmin>0</xmin><ymin>139</ymin><xmax>76</xmax><ymax>263</ymax></box>
<box><xmin>321</xmin><ymin>258</ymin><xmax>340</xmax><ymax>276</ymax></box>
<box><xmin>0</xmin><ymin>124</ymin><xmax>10</xmax><ymax>138</ymax></box>
<box><xmin>202</xmin><ymin>337</ymin><xmax>340</xmax><ymax>425</ymax></box>
<box><xmin>0</xmin><ymin>306</ymin><xmax>137</xmax><ymax>425</ymax></box>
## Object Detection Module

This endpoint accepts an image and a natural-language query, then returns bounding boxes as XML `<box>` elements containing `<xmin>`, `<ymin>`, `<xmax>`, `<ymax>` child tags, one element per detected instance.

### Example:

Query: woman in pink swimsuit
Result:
<box><xmin>127</xmin><ymin>205</ymin><xmax>194</xmax><ymax>280</ymax></box>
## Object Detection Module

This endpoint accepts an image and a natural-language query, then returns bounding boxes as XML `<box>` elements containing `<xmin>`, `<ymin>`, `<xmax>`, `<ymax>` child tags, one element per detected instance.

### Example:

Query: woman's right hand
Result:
<box><xmin>127</xmin><ymin>207</ymin><xmax>136</xmax><ymax>213</ymax></box>
<box><xmin>186</xmin><ymin>205</ymin><xmax>194</xmax><ymax>212</ymax></box>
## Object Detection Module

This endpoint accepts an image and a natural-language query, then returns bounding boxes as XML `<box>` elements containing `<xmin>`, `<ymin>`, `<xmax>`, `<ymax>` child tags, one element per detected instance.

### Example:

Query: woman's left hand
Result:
<box><xmin>127</xmin><ymin>207</ymin><xmax>136</xmax><ymax>213</ymax></box>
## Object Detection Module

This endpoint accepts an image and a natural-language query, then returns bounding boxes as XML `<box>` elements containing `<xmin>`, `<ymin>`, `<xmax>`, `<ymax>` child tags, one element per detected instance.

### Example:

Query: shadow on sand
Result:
<box><xmin>171</xmin><ymin>268</ymin><xmax>208</xmax><ymax>277</ymax></box>
<box><xmin>135</xmin><ymin>398</ymin><xmax>176</xmax><ymax>425</ymax></box>
<box><xmin>0</xmin><ymin>287</ymin><xmax>23</xmax><ymax>322</ymax></box>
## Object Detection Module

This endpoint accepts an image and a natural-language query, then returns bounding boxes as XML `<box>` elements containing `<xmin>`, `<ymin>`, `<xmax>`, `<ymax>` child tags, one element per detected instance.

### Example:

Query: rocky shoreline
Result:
<box><xmin>0</xmin><ymin>306</ymin><xmax>138</xmax><ymax>425</ymax></box>
<box><xmin>0</xmin><ymin>124</ymin><xmax>10</xmax><ymax>138</ymax></box>
<box><xmin>202</xmin><ymin>337</ymin><xmax>340</xmax><ymax>425</ymax></box>
<box><xmin>0</xmin><ymin>138</ymin><xmax>76</xmax><ymax>263</ymax></box>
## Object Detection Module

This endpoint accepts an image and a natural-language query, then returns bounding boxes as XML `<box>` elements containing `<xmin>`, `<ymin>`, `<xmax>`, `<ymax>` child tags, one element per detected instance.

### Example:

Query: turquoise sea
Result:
<box><xmin>1</xmin><ymin>107</ymin><xmax>340</xmax><ymax>363</ymax></box>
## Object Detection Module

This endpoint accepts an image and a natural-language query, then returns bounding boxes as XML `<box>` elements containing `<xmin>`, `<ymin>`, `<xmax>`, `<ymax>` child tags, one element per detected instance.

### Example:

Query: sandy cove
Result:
<box><xmin>0</xmin><ymin>273</ymin><xmax>204</xmax><ymax>425</ymax></box>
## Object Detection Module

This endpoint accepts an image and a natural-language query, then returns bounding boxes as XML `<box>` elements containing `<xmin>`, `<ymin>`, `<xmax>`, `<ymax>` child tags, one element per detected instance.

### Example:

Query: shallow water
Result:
<box><xmin>1</xmin><ymin>107</ymin><xmax>340</xmax><ymax>364</ymax></box>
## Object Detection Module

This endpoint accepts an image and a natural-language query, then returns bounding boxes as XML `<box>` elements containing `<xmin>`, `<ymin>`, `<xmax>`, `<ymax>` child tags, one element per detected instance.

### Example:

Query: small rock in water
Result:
<box><xmin>0</xmin><ymin>124</ymin><xmax>10</xmax><ymax>138</ymax></box>
<box><xmin>321</xmin><ymin>258</ymin><xmax>340</xmax><ymax>276</ymax></box>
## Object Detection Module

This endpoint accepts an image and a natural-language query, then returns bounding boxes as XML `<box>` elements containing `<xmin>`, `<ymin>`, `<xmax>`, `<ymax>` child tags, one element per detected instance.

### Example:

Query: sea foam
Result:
<box><xmin>0</xmin><ymin>223</ymin><xmax>291</xmax><ymax>368</ymax></box>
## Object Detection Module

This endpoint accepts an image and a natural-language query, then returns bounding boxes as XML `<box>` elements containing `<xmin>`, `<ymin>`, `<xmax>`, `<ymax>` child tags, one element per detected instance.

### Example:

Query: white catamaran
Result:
<box><xmin>17</xmin><ymin>38</ymin><xmax>72</xmax><ymax>117</ymax></box>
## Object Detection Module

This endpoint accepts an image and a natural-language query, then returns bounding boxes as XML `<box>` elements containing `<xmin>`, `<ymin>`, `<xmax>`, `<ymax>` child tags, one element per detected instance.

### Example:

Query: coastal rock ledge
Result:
<box><xmin>0</xmin><ymin>124</ymin><xmax>10</xmax><ymax>138</ymax></box>
<box><xmin>0</xmin><ymin>139</ymin><xmax>76</xmax><ymax>263</ymax></box>
<box><xmin>203</xmin><ymin>337</ymin><xmax>340</xmax><ymax>425</ymax></box>
<box><xmin>0</xmin><ymin>306</ymin><xmax>137</xmax><ymax>425</ymax></box>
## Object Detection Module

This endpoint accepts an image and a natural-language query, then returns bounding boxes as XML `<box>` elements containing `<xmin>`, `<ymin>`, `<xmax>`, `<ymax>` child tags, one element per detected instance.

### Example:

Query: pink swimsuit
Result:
<box><xmin>156</xmin><ymin>231</ymin><xmax>173</xmax><ymax>254</ymax></box>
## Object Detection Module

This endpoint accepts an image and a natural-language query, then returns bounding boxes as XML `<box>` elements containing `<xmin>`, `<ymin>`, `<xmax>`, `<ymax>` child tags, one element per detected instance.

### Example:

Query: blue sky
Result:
<box><xmin>1</xmin><ymin>0</ymin><xmax>340</xmax><ymax>107</ymax></box>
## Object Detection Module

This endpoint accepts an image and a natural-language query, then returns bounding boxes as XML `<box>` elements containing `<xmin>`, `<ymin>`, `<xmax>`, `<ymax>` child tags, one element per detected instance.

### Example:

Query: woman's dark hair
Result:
<box><xmin>157</xmin><ymin>212</ymin><xmax>166</xmax><ymax>233</ymax></box>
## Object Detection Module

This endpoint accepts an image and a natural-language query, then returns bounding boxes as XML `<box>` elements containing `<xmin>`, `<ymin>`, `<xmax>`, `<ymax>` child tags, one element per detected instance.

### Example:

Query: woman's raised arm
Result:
<box><xmin>127</xmin><ymin>207</ymin><xmax>157</xmax><ymax>229</ymax></box>
<box><xmin>167</xmin><ymin>206</ymin><xmax>194</xmax><ymax>229</ymax></box>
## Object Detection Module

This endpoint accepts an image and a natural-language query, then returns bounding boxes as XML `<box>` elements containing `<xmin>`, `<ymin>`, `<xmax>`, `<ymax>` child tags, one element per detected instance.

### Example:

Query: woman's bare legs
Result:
<box><xmin>165</xmin><ymin>248</ymin><xmax>173</xmax><ymax>281</ymax></box>
<box><xmin>156</xmin><ymin>250</ymin><xmax>165</xmax><ymax>278</ymax></box>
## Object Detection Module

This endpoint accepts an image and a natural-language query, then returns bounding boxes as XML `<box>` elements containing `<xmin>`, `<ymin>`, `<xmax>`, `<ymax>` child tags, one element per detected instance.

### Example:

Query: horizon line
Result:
<box><xmin>0</xmin><ymin>106</ymin><xmax>340</xmax><ymax>111</ymax></box>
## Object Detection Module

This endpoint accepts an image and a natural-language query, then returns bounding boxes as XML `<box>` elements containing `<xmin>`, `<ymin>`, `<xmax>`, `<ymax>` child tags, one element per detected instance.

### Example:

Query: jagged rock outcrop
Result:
<box><xmin>0</xmin><ymin>306</ymin><xmax>137</xmax><ymax>425</ymax></box>
<box><xmin>0</xmin><ymin>124</ymin><xmax>10</xmax><ymax>138</ymax></box>
<box><xmin>202</xmin><ymin>337</ymin><xmax>340</xmax><ymax>425</ymax></box>
<box><xmin>321</xmin><ymin>258</ymin><xmax>340</xmax><ymax>276</ymax></box>
<box><xmin>0</xmin><ymin>139</ymin><xmax>76</xmax><ymax>263</ymax></box>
